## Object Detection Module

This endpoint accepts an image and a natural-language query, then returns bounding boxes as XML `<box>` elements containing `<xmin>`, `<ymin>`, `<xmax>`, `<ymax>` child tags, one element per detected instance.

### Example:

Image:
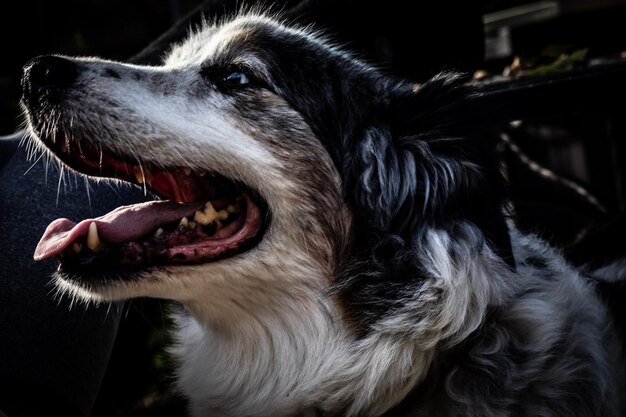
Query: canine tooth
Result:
<box><xmin>133</xmin><ymin>166</ymin><xmax>145</xmax><ymax>184</ymax></box>
<box><xmin>87</xmin><ymin>222</ymin><xmax>102</xmax><ymax>252</ymax></box>
<box><xmin>144</xmin><ymin>169</ymin><xmax>153</xmax><ymax>186</ymax></box>
<box><xmin>217</xmin><ymin>209</ymin><xmax>229</xmax><ymax>220</ymax></box>
<box><xmin>179</xmin><ymin>217</ymin><xmax>190</xmax><ymax>228</ymax></box>
<box><xmin>72</xmin><ymin>242</ymin><xmax>83</xmax><ymax>254</ymax></box>
<box><xmin>132</xmin><ymin>166</ymin><xmax>152</xmax><ymax>185</ymax></box>
<box><xmin>154</xmin><ymin>228</ymin><xmax>164</xmax><ymax>239</ymax></box>
<box><xmin>183</xmin><ymin>167</ymin><xmax>192</xmax><ymax>176</ymax></box>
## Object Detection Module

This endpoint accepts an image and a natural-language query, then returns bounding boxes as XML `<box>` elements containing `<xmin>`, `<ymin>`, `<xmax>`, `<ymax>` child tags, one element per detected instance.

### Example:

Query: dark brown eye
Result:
<box><xmin>201</xmin><ymin>65</ymin><xmax>267</xmax><ymax>91</ymax></box>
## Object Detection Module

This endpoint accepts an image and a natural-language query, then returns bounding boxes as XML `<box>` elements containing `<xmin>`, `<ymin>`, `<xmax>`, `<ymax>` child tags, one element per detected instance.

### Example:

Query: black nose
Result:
<box><xmin>22</xmin><ymin>55</ymin><xmax>77</xmax><ymax>102</ymax></box>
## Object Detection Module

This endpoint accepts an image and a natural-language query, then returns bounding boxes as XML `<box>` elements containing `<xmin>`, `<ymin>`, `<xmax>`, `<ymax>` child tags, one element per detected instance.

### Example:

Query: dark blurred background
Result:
<box><xmin>1</xmin><ymin>0</ymin><xmax>626</xmax><ymax>415</ymax></box>
<box><xmin>0</xmin><ymin>0</ymin><xmax>204</xmax><ymax>135</ymax></box>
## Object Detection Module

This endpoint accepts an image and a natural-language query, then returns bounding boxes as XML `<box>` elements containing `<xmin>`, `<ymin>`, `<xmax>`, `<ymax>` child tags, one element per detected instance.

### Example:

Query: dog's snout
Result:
<box><xmin>22</xmin><ymin>55</ymin><xmax>77</xmax><ymax>102</ymax></box>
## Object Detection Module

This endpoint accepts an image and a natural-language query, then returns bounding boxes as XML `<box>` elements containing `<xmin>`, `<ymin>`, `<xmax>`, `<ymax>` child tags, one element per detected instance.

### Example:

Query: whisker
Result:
<box><xmin>23</xmin><ymin>152</ymin><xmax>45</xmax><ymax>175</ymax></box>
<box><xmin>56</xmin><ymin>165</ymin><xmax>65</xmax><ymax>205</ymax></box>
<box><xmin>84</xmin><ymin>177</ymin><xmax>93</xmax><ymax>210</ymax></box>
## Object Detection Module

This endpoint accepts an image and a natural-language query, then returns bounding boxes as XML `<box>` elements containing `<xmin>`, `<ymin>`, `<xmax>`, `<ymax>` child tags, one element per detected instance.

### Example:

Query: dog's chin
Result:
<box><xmin>52</xmin><ymin>267</ymin><xmax>152</xmax><ymax>302</ymax></box>
<box><xmin>52</xmin><ymin>248</ymin><xmax>269</xmax><ymax>304</ymax></box>
<box><xmin>53</xmin><ymin>266</ymin><xmax>190</xmax><ymax>303</ymax></box>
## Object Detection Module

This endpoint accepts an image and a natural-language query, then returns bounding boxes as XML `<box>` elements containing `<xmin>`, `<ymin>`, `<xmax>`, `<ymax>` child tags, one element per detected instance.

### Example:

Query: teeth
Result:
<box><xmin>194</xmin><ymin>202</ymin><xmax>217</xmax><ymax>225</ymax></box>
<box><xmin>177</xmin><ymin>217</ymin><xmax>197</xmax><ymax>231</ymax></box>
<box><xmin>183</xmin><ymin>167</ymin><xmax>192</xmax><ymax>176</ymax></box>
<box><xmin>193</xmin><ymin>202</ymin><xmax>229</xmax><ymax>226</ymax></box>
<box><xmin>133</xmin><ymin>166</ymin><xmax>152</xmax><ymax>185</ymax></box>
<box><xmin>226</xmin><ymin>204</ymin><xmax>240</xmax><ymax>213</ymax></box>
<box><xmin>72</xmin><ymin>242</ymin><xmax>83</xmax><ymax>254</ymax></box>
<box><xmin>154</xmin><ymin>227</ymin><xmax>164</xmax><ymax>239</ymax></box>
<box><xmin>145</xmin><ymin>169</ymin><xmax>153</xmax><ymax>186</ymax></box>
<box><xmin>87</xmin><ymin>222</ymin><xmax>102</xmax><ymax>252</ymax></box>
<box><xmin>133</xmin><ymin>166</ymin><xmax>145</xmax><ymax>184</ymax></box>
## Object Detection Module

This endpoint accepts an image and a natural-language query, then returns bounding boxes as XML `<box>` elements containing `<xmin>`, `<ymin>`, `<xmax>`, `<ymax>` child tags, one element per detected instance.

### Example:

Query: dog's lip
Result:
<box><xmin>36</xmin><ymin>131</ymin><xmax>227</xmax><ymax>204</ymax></box>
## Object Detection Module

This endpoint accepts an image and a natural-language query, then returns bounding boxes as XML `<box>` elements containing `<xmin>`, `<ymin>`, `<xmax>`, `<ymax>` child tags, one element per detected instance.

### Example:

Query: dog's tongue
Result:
<box><xmin>34</xmin><ymin>201</ymin><xmax>202</xmax><ymax>261</ymax></box>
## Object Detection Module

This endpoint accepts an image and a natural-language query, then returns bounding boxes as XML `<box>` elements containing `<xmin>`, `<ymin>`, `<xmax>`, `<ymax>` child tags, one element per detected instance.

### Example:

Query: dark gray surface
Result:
<box><xmin>0</xmin><ymin>132</ymin><xmax>21</xmax><ymax>169</ymax></box>
<box><xmin>0</xmin><ymin>143</ymin><xmax>149</xmax><ymax>416</ymax></box>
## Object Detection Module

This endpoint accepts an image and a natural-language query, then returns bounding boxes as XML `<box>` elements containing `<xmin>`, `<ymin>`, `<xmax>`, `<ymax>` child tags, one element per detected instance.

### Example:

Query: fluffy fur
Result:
<box><xmin>22</xmin><ymin>13</ymin><xmax>624</xmax><ymax>417</ymax></box>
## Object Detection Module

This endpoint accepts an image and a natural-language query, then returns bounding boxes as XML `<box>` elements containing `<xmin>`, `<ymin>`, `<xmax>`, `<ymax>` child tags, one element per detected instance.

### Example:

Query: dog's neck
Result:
<box><xmin>170</xmin><ymin>226</ymin><xmax>515</xmax><ymax>417</ymax></box>
<box><xmin>172</xmin><ymin>284</ymin><xmax>432</xmax><ymax>417</ymax></box>
<box><xmin>173</xmin><ymin>291</ymin><xmax>342</xmax><ymax>417</ymax></box>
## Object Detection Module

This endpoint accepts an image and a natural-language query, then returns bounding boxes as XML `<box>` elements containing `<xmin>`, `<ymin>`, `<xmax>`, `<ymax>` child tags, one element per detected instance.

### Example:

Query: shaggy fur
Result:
<box><xmin>21</xmin><ymin>13</ymin><xmax>624</xmax><ymax>417</ymax></box>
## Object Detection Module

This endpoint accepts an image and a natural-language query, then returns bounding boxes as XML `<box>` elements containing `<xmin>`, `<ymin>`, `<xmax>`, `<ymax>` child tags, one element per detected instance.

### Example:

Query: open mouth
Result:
<box><xmin>33</xmin><ymin>135</ymin><xmax>268</xmax><ymax>272</ymax></box>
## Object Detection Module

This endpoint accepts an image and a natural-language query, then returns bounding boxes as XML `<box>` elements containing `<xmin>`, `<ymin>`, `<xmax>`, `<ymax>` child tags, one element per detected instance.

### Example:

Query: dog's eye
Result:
<box><xmin>200</xmin><ymin>65</ymin><xmax>264</xmax><ymax>91</ymax></box>
<box><xmin>223</xmin><ymin>71</ymin><xmax>250</xmax><ymax>86</ymax></box>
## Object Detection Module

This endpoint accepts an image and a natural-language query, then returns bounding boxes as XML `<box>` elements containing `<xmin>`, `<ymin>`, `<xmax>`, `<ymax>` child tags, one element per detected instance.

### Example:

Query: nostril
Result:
<box><xmin>23</xmin><ymin>55</ymin><xmax>77</xmax><ymax>91</ymax></box>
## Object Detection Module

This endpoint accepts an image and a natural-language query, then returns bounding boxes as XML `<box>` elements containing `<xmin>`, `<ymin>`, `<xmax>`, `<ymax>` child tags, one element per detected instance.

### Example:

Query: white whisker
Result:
<box><xmin>23</xmin><ymin>152</ymin><xmax>45</xmax><ymax>175</ymax></box>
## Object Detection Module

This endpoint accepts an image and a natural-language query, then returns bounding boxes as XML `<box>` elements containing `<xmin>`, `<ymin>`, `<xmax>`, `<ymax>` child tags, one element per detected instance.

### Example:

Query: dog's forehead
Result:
<box><xmin>165</xmin><ymin>16</ymin><xmax>310</xmax><ymax>68</ymax></box>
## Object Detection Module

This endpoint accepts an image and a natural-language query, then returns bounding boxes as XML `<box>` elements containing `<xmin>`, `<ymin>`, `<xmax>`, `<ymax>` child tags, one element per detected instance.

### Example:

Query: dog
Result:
<box><xmin>21</xmin><ymin>12</ymin><xmax>624</xmax><ymax>417</ymax></box>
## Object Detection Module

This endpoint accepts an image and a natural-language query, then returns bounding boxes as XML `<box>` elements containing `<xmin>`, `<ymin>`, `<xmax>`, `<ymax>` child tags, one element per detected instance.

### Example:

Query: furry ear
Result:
<box><xmin>348</xmin><ymin>125</ymin><xmax>411</xmax><ymax>231</ymax></box>
<box><xmin>344</xmin><ymin>72</ymin><xmax>514</xmax><ymax>262</ymax></box>
<box><xmin>336</xmin><ymin>73</ymin><xmax>514</xmax><ymax>332</ymax></box>
<box><xmin>347</xmin><ymin>125</ymin><xmax>465</xmax><ymax>234</ymax></box>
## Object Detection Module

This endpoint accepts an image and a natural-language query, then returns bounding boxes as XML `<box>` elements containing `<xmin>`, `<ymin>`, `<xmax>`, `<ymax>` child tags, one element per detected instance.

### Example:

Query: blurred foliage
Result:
<box><xmin>504</xmin><ymin>45</ymin><xmax>590</xmax><ymax>77</ymax></box>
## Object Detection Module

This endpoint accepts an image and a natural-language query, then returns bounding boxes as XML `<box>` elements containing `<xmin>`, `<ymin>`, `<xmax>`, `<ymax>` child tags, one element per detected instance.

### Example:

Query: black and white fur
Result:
<box><xmin>22</xmin><ymin>13</ymin><xmax>625</xmax><ymax>417</ymax></box>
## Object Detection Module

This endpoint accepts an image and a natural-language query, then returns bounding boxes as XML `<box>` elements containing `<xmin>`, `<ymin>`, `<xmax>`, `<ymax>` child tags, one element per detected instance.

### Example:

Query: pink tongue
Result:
<box><xmin>34</xmin><ymin>201</ymin><xmax>203</xmax><ymax>261</ymax></box>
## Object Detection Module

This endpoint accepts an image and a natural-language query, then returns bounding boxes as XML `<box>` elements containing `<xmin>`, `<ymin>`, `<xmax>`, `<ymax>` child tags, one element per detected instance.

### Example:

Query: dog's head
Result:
<box><xmin>22</xmin><ymin>14</ymin><xmax>511</xmax><ymax>333</ymax></box>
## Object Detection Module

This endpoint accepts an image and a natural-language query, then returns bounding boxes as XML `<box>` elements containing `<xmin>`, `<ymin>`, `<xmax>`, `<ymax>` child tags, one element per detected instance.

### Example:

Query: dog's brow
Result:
<box><xmin>230</xmin><ymin>55</ymin><xmax>270</xmax><ymax>78</ymax></box>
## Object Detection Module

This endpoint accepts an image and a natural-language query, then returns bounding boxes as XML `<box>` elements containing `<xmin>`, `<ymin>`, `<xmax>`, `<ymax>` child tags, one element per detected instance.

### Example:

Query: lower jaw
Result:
<box><xmin>58</xmin><ymin>236</ymin><xmax>260</xmax><ymax>273</ymax></box>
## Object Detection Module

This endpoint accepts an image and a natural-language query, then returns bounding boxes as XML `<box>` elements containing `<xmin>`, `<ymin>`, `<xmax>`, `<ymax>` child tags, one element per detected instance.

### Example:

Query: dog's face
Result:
<box><xmin>22</xmin><ymin>16</ymin><xmax>359</xmax><ymax>312</ymax></box>
<box><xmin>22</xmin><ymin>14</ymin><xmax>510</xmax><ymax>333</ymax></box>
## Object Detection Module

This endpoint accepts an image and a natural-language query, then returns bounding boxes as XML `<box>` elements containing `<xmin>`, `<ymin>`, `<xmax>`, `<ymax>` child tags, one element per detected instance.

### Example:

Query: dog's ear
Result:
<box><xmin>335</xmin><ymin>73</ymin><xmax>514</xmax><ymax>332</ymax></box>
<box><xmin>345</xmin><ymin>124</ymin><xmax>411</xmax><ymax>232</ymax></box>
<box><xmin>344</xmin><ymin>73</ymin><xmax>513</xmax><ymax>264</ymax></box>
